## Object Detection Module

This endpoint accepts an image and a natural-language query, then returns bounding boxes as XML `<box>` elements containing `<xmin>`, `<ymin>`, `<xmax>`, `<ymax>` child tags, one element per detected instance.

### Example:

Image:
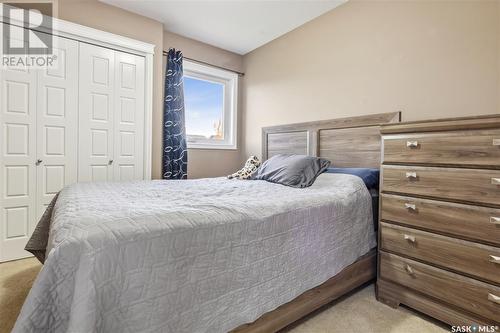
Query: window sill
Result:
<box><xmin>187</xmin><ymin>143</ymin><xmax>238</xmax><ymax>151</ymax></box>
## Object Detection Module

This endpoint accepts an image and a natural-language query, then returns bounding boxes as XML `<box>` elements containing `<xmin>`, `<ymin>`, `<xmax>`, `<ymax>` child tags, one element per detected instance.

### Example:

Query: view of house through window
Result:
<box><xmin>183</xmin><ymin>60</ymin><xmax>238</xmax><ymax>149</ymax></box>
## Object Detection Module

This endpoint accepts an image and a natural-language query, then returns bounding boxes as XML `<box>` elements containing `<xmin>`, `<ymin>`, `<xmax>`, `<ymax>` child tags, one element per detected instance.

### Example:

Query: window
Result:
<box><xmin>183</xmin><ymin>60</ymin><xmax>238</xmax><ymax>149</ymax></box>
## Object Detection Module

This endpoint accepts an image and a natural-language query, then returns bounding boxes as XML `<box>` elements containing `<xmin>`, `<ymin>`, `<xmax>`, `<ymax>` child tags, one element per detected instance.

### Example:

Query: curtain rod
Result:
<box><xmin>162</xmin><ymin>51</ymin><xmax>244</xmax><ymax>76</ymax></box>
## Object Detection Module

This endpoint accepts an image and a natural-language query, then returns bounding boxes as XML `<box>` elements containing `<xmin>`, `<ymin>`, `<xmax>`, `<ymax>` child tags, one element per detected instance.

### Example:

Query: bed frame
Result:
<box><xmin>232</xmin><ymin>111</ymin><xmax>401</xmax><ymax>332</ymax></box>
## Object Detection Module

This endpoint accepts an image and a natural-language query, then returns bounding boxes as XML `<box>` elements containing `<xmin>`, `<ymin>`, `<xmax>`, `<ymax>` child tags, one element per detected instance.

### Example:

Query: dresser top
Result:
<box><xmin>381</xmin><ymin>114</ymin><xmax>500</xmax><ymax>134</ymax></box>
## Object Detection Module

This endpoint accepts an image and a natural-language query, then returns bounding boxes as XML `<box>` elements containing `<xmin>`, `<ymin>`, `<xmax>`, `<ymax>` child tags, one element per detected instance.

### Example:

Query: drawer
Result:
<box><xmin>380</xmin><ymin>222</ymin><xmax>500</xmax><ymax>285</ymax></box>
<box><xmin>380</xmin><ymin>194</ymin><xmax>500</xmax><ymax>246</ymax></box>
<box><xmin>382</xmin><ymin>165</ymin><xmax>500</xmax><ymax>206</ymax></box>
<box><xmin>380</xmin><ymin>252</ymin><xmax>500</xmax><ymax>322</ymax></box>
<box><xmin>383</xmin><ymin>129</ymin><xmax>500</xmax><ymax>168</ymax></box>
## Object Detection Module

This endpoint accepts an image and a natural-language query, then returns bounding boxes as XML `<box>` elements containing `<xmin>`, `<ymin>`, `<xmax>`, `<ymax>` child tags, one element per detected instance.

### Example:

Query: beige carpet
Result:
<box><xmin>0</xmin><ymin>258</ymin><xmax>41</xmax><ymax>333</ymax></box>
<box><xmin>0</xmin><ymin>258</ymin><xmax>447</xmax><ymax>333</ymax></box>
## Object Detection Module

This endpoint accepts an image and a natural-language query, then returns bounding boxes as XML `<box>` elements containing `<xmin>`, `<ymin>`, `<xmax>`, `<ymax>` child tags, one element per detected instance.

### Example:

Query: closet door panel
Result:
<box><xmin>78</xmin><ymin>43</ymin><xmax>115</xmax><ymax>182</ymax></box>
<box><xmin>0</xmin><ymin>61</ymin><xmax>37</xmax><ymax>261</ymax></box>
<box><xmin>36</xmin><ymin>36</ymin><xmax>78</xmax><ymax>219</ymax></box>
<box><xmin>114</xmin><ymin>52</ymin><xmax>145</xmax><ymax>181</ymax></box>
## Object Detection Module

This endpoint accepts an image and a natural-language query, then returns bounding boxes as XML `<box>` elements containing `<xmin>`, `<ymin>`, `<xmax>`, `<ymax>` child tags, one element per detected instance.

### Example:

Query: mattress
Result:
<box><xmin>14</xmin><ymin>173</ymin><xmax>376</xmax><ymax>333</ymax></box>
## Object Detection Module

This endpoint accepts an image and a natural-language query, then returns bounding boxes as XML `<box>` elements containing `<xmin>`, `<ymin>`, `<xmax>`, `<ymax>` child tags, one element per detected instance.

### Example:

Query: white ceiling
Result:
<box><xmin>99</xmin><ymin>0</ymin><xmax>346</xmax><ymax>54</ymax></box>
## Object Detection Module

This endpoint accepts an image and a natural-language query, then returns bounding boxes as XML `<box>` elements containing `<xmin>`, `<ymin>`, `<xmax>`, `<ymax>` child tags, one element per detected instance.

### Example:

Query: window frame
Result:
<box><xmin>183</xmin><ymin>60</ymin><xmax>238</xmax><ymax>150</ymax></box>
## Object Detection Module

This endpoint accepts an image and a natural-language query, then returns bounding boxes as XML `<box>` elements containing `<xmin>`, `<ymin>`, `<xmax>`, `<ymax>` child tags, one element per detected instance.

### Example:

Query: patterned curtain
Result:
<box><xmin>162</xmin><ymin>48</ymin><xmax>188</xmax><ymax>179</ymax></box>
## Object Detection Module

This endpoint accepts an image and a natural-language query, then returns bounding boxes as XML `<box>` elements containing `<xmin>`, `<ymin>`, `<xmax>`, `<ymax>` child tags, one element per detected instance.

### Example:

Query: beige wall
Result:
<box><xmin>242</xmin><ymin>0</ymin><xmax>500</xmax><ymax>159</ymax></box>
<box><xmin>50</xmin><ymin>0</ymin><xmax>500</xmax><ymax>177</ymax></box>
<box><xmin>163</xmin><ymin>31</ymin><xmax>244</xmax><ymax>179</ymax></box>
<box><xmin>56</xmin><ymin>0</ymin><xmax>165</xmax><ymax>177</ymax></box>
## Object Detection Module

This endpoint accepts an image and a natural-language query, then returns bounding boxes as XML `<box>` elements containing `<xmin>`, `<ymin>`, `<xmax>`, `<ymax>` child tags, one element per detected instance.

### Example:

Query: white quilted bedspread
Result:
<box><xmin>14</xmin><ymin>174</ymin><xmax>376</xmax><ymax>333</ymax></box>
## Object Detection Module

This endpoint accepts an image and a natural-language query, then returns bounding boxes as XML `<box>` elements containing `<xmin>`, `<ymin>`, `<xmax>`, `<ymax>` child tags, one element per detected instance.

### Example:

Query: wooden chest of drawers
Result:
<box><xmin>377</xmin><ymin>115</ymin><xmax>500</xmax><ymax>326</ymax></box>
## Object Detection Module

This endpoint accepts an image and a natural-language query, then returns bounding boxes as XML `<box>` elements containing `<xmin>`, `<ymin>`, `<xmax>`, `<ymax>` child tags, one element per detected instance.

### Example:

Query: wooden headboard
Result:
<box><xmin>262</xmin><ymin>112</ymin><xmax>401</xmax><ymax>168</ymax></box>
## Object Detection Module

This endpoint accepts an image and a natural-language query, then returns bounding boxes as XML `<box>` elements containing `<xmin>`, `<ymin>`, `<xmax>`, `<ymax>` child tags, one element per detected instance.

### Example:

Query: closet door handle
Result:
<box><xmin>404</xmin><ymin>234</ymin><xmax>416</xmax><ymax>243</ymax></box>
<box><xmin>488</xmin><ymin>293</ymin><xmax>500</xmax><ymax>305</ymax></box>
<box><xmin>406</xmin><ymin>141</ymin><xmax>419</xmax><ymax>148</ymax></box>
<box><xmin>404</xmin><ymin>203</ymin><xmax>416</xmax><ymax>211</ymax></box>
<box><xmin>406</xmin><ymin>172</ymin><xmax>417</xmax><ymax>180</ymax></box>
<box><xmin>108</xmin><ymin>160</ymin><xmax>114</xmax><ymax>165</ymax></box>
<box><xmin>491</xmin><ymin>217</ymin><xmax>500</xmax><ymax>225</ymax></box>
<box><xmin>35</xmin><ymin>159</ymin><xmax>43</xmax><ymax>166</ymax></box>
<box><xmin>493</xmin><ymin>139</ymin><xmax>500</xmax><ymax>146</ymax></box>
<box><xmin>489</xmin><ymin>255</ymin><xmax>500</xmax><ymax>264</ymax></box>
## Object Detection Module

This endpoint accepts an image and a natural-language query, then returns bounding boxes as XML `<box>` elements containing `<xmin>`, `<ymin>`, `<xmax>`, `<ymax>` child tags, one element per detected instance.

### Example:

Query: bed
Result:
<box><xmin>14</xmin><ymin>112</ymin><xmax>401</xmax><ymax>333</ymax></box>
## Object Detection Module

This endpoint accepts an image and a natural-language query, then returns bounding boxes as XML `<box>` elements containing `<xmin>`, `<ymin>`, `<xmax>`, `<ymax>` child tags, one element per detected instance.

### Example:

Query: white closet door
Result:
<box><xmin>78</xmin><ymin>43</ymin><xmax>115</xmax><ymax>182</ymax></box>
<box><xmin>113</xmin><ymin>52</ymin><xmax>145</xmax><ymax>181</ymax></box>
<box><xmin>36</xmin><ymin>36</ymin><xmax>78</xmax><ymax>220</ymax></box>
<box><xmin>0</xmin><ymin>58</ymin><xmax>37</xmax><ymax>261</ymax></box>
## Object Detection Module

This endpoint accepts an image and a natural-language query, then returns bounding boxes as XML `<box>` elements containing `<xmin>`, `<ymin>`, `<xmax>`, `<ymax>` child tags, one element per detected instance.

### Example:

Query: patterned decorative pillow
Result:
<box><xmin>228</xmin><ymin>156</ymin><xmax>261</xmax><ymax>180</ymax></box>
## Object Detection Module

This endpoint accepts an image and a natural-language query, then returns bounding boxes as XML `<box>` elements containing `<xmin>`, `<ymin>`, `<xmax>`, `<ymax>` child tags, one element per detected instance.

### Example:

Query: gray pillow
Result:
<box><xmin>252</xmin><ymin>154</ymin><xmax>331</xmax><ymax>188</ymax></box>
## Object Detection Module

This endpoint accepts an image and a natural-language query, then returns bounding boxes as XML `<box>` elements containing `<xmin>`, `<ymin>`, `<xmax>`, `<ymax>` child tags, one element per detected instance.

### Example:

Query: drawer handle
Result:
<box><xmin>491</xmin><ymin>217</ymin><xmax>500</xmax><ymax>225</ymax></box>
<box><xmin>404</xmin><ymin>203</ymin><xmax>416</xmax><ymax>211</ymax></box>
<box><xmin>493</xmin><ymin>139</ymin><xmax>500</xmax><ymax>146</ymax></box>
<box><xmin>489</xmin><ymin>255</ymin><xmax>500</xmax><ymax>264</ymax></box>
<box><xmin>492</xmin><ymin>178</ymin><xmax>500</xmax><ymax>186</ymax></box>
<box><xmin>404</xmin><ymin>234</ymin><xmax>416</xmax><ymax>243</ymax></box>
<box><xmin>406</xmin><ymin>141</ymin><xmax>419</xmax><ymax>148</ymax></box>
<box><xmin>488</xmin><ymin>293</ymin><xmax>500</xmax><ymax>305</ymax></box>
<box><xmin>406</xmin><ymin>172</ymin><xmax>418</xmax><ymax>180</ymax></box>
<box><xmin>405</xmin><ymin>264</ymin><xmax>415</xmax><ymax>275</ymax></box>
